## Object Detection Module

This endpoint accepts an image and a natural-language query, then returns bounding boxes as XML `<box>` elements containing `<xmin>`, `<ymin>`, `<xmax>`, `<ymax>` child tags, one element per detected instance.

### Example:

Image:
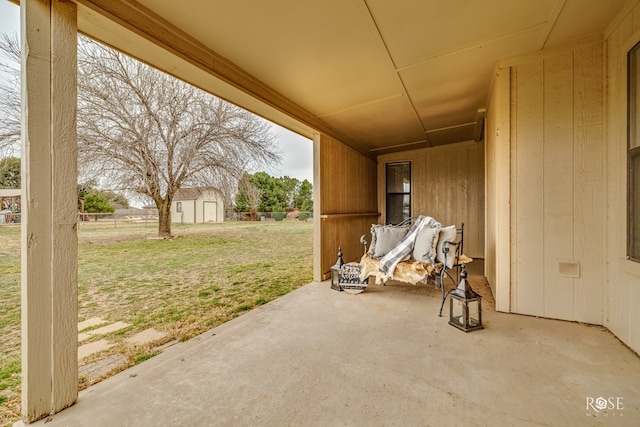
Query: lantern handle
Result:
<box><xmin>331</xmin><ymin>246</ymin><xmax>344</xmax><ymax>271</ymax></box>
<box><xmin>360</xmin><ymin>235</ymin><xmax>368</xmax><ymax>255</ymax></box>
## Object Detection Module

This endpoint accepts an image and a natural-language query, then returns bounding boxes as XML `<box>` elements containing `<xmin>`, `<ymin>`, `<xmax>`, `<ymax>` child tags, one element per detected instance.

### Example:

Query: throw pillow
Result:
<box><xmin>370</xmin><ymin>224</ymin><xmax>408</xmax><ymax>259</ymax></box>
<box><xmin>412</xmin><ymin>225</ymin><xmax>440</xmax><ymax>264</ymax></box>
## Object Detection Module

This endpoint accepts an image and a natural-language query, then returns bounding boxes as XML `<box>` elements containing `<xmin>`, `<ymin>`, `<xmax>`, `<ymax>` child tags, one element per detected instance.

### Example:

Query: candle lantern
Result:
<box><xmin>330</xmin><ymin>246</ymin><xmax>344</xmax><ymax>291</ymax></box>
<box><xmin>448</xmin><ymin>264</ymin><xmax>483</xmax><ymax>332</ymax></box>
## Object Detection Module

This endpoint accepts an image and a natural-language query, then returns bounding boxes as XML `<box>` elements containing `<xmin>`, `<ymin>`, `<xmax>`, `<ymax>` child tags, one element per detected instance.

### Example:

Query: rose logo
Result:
<box><xmin>595</xmin><ymin>397</ymin><xmax>608</xmax><ymax>411</ymax></box>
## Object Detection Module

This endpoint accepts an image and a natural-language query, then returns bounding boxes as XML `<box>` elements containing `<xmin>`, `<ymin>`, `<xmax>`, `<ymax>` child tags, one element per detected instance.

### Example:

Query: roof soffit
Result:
<box><xmin>72</xmin><ymin>0</ymin><xmax>626</xmax><ymax>155</ymax></box>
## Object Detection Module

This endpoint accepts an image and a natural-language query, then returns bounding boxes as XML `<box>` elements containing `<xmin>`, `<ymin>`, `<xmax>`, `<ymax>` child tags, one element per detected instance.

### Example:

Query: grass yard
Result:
<box><xmin>0</xmin><ymin>220</ymin><xmax>313</xmax><ymax>426</ymax></box>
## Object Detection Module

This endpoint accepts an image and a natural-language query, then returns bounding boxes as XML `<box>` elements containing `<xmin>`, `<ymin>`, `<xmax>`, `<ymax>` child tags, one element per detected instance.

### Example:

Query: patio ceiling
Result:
<box><xmin>71</xmin><ymin>0</ymin><xmax>625</xmax><ymax>155</ymax></box>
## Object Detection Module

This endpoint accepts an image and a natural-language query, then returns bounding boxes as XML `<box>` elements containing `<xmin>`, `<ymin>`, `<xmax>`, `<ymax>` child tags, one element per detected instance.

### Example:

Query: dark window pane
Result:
<box><xmin>386</xmin><ymin>162</ymin><xmax>410</xmax><ymax>224</ymax></box>
<box><xmin>631</xmin><ymin>46</ymin><xmax>640</xmax><ymax>149</ymax></box>
<box><xmin>386</xmin><ymin>163</ymin><xmax>410</xmax><ymax>193</ymax></box>
<box><xmin>629</xmin><ymin>42</ymin><xmax>640</xmax><ymax>261</ymax></box>
<box><xmin>631</xmin><ymin>151</ymin><xmax>640</xmax><ymax>259</ymax></box>
<box><xmin>387</xmin><ymin>194</ymin><xmax>410</xmax><ymax>225</ymax></box>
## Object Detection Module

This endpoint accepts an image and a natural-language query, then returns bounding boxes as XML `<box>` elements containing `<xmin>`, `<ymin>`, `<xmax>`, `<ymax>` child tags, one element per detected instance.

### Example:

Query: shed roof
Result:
<box><xmin>173</xmin><ymin>188</ymin><xmax>201</xmax><ymax>201</ymax></box>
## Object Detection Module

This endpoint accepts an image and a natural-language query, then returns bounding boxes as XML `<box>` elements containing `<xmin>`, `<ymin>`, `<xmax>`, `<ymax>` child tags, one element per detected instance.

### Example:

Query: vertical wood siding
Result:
<box><xmin>573</xmin><ymin>42</ymin><xmax>606</xmax><ymax>325</ymax></box>
<box><xmin>509</xmin><ymin>40</ymin><xmax>605</xmax><ymax>323</ymax></box>
<box><xmin>377</xmin><ymin>142</ymin><xmax>485</xmax><ymax>259</ymax></box>
<box><xmin>511</xmin><ymin>61</ymin><xmax>545</xmax><ymax>316</ymax></box>
<box><xmin>486</xmin><ymin>66</ymin><xmax>512</xmax><ymax>312</ymax></box>
<box><xmin>605</xmin><ymin>0</ymin><xmax>640</xmax><ymax>354</ymax></box>
<box><xmin>316</xmin><ymin>134</ymin><xmax>378</xmax><ymax>279</ymax></box>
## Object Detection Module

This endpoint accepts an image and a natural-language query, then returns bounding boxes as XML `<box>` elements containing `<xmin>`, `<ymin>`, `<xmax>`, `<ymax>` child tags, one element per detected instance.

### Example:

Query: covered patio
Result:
<box><xmin>11</xmin><ymin>0</ymin><xmax>640</xmax><ymax>423</ymax></box>
<box><xmin>23</xmin><ymin>269</ymin><xmax>640</xmax><ymax>426</ymax></box>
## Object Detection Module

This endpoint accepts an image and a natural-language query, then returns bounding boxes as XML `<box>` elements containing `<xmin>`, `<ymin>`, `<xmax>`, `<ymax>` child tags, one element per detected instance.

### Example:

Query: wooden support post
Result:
<box><xmin>313</xmin><ymin>133</ymin><xmax>322</xmax><ymax>282</ymax></box>
<box><xmin>21</xmin><ymin>0</ymin><xmax>78</xmax><ymax>422</ymax></box>
<box><xmin>492</xmin><ymin>66</ymin><xmax>511</xmax><ymax>313</ymax></box>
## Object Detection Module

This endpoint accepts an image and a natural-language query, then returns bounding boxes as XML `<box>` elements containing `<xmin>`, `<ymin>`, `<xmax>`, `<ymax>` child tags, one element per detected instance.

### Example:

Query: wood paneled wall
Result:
<box><xmin>314</xmin><ymin>134</ymin><xmax>378</xmax><ymax>280</ymax></box>
<box><xmin>508</xmin><ymin>38</ymin><xmax>605</xmax><ymax>323</ymax></box>
<box><xmin>377</xmin><ymin>142</ymin><xmax>485</xmax><ymax>259</ymax></box>
<box><xmin>604</xmin><ymin>0</ymin><xmax>640</xmax><ymax>355</ymax></box>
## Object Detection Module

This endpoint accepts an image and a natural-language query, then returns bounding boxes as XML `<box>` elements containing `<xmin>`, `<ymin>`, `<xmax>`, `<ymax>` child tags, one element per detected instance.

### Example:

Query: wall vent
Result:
<box><xmin>558</xmin><ymin>260</ymin><xmax>580</xmax><ymax>278</ymax></box>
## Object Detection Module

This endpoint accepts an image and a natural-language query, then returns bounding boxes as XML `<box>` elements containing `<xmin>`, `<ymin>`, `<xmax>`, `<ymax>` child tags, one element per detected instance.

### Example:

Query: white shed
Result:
<box><xmin>171</xmin><ymin>187</ymin><xmax>224</xmax><ymax>224</ymax></box>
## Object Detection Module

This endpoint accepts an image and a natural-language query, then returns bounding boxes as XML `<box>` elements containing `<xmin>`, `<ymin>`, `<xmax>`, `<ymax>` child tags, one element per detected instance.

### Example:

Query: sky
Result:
<box><xmin>0</xmin><ymin>0</ymin><xmax>313</xmax><ymax>183</ymax></box>
<box><xmin>266</xmin><ymin>125</ymin><xmax>313</xmax><ymax>183</ymax></box>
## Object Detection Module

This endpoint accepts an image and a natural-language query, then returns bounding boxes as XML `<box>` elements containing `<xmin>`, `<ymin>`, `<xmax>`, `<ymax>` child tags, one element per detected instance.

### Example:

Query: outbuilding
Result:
<box><xmin>171</xmin><ymin>187</ymin><xmax>224</xmax><ymax>224</ymax></box>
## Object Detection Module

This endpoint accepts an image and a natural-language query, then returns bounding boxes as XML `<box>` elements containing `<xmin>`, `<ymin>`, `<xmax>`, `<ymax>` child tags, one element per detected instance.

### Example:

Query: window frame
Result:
<box><xmin>385</xmin><ymin>161</ymin><xmax>411</xmax><ymax>225</ymax></box>
<box><xmin>628</xmin><ymin>41</ymin><xmax>640</xmax><ymax>262</ymax></box>
<box><xmin>629</xmin><ymin>147</ymin><xmax>640</xmax><ymax>261</ymax></box>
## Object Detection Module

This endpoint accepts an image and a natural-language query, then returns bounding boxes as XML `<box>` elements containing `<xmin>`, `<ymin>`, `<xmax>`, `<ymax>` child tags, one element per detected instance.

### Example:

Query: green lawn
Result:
<box><xmin>0</xmin><ymin>220</ymin><xmax>313</xmax><ymax>425</ymax></box>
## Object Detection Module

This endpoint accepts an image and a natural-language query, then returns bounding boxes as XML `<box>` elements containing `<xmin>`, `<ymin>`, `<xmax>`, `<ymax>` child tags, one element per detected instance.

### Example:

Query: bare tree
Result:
<box><xmin>77</xmin><ymin>38</ymin><xmax>281</xmax><ymax>237</ymax></box>
<box><xmin>0</xmin><ymin>33</ymin><xmax>280</xmax><ymax>237</ymax></box>
<box><xmin>0</xmin><ymin>33</ymin><xmax>20</xmax><ymax>156</ymax></box>
<box><xmin>237</xmin><ymin>173</ymin><xmax>263</xmax><ymax>220</ymax></box>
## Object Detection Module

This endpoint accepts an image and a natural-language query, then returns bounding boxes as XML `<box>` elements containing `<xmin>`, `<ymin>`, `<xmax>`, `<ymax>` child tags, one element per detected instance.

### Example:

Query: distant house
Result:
<box><xmin>171</xmin><ymin>187</ymin><xmax>224</xmax><ymax>223</ymax></box>
<box><xmin>0</xmin><ymin>189</ymin><xmax>21</xmax><ymax>224</ymax></box>
<box><xmin>0</xmin><ymin>188</ymin><xmax>21</xmax><ymax>205</ymax></box>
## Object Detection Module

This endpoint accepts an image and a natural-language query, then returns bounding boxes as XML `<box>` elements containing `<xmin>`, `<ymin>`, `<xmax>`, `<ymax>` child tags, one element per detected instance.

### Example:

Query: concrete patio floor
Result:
<box><xmin>24</xmin><ymin>267</ymin><xmax>640</xmax><ymax>426</ymax></box>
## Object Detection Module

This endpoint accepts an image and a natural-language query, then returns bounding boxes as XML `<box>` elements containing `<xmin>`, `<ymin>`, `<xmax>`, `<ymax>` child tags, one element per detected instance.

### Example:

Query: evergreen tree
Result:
<box><xmin>83</xmin><ymin>191</ymin><xmax>115</xmax><ymax>214</ymax></box>
<box><xmin>235</xmin><ymin>172</ymin><xmax>313</xmax><ymax>213</ymax></box>
<box><xmin>0</xmin><ymin>156</ymin><xmax>20</xmax><ymax>188</ymax></box>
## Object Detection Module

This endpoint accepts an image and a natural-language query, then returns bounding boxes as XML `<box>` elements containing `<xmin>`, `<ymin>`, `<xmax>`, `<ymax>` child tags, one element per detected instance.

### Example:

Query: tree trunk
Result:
<box><xmin>157</xmin><ymin>198</ymin><xmax>173</xmax><ymax>238</ymax></box>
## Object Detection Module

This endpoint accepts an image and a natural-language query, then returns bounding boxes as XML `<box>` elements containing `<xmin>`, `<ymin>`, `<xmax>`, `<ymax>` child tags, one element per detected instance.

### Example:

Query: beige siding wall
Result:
<box><xmin>507</xmin><ymin>38</ymin><xmax>606</xmax><ymax>323</ymax></box>
<box><xmin>485</xmin><ymin>66</ymin><xmax>511</xmax><ymax>312</ymax></box>
<box><xmin>377</xmin><ymin>142</ymin><xmax>485</xmax><ymax>259</ymax></box>
<box><xmin>173</xmin><ymin>199</ymin><xmax>196</xmax><ymax>223</ymax></box>
<box><xmin>314</xmin><ymin>134</ymin><xmax>378</xmax><ymax>280</ymax></box>
<box><xmin>605</xmin><ymin>0</ymin><xmax>640</xmax><ymax>354</ymax></box>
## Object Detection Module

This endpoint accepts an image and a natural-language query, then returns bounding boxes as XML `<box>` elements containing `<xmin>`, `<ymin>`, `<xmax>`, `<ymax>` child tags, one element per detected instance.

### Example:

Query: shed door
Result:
<box><xmin>203</xmin><ymin>201</ymin><xmax>217</xmax><ymax>222</ymax></box>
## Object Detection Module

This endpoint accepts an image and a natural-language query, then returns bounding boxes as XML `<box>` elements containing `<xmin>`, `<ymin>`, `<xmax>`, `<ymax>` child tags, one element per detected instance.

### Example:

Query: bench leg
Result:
<box><xmin>438</xmin><ymin>269</ymin><xmax>447</xmax><ymax>316</ymax></box>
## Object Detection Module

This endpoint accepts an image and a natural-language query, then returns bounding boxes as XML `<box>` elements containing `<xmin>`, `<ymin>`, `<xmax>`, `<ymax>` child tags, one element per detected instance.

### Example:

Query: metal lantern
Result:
<box><xmin>448</xmin><ymin>264</ymin><xmax>483</xmax><ymax>332</ymax></box>
<box><xmin>330</xmin><ymin>246</ymin><xmax>344</xmax><ymax>291</ymax></box>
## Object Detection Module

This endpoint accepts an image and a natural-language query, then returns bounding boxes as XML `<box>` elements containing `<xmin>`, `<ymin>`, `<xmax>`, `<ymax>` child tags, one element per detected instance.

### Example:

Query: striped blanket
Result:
<box><xmin>379</xmin><ymin>215</ymin><xmax>440</xmax><ymax>279</ymax></box>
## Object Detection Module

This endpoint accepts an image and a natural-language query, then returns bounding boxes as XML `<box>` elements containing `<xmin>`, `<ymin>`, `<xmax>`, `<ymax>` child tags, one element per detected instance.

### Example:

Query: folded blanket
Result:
<box><xmin>379</xmin><ymin>215</ymin><xmax>440</xmax><ymax>279</ymax></box>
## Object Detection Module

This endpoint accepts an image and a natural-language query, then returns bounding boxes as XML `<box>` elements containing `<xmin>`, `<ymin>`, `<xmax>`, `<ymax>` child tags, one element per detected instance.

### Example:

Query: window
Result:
<box><xmin>628</xmin><ymin>42</ymin><xmax>640</xmax><ymax>261</ymax></box>
<box><xmin>176</xmin><ymin>201</ymin><xmax>182</xmax><ymax>213</ymax></box>
<box><xmin>386</xmin><ymin>162</ymin><xmax>411</xmax><ymax>224</ymax></box>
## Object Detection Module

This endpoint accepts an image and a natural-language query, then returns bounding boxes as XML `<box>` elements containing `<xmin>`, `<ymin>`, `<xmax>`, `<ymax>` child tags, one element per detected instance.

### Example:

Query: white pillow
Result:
<box><xmin>436</xmin><ymin>225</ymin><xmax>458</xmax><ymax>269</ymax></box>
<box><xmin>412</xmin><ymin>225</ymin><xmax>440</xmax><ymax>264</ymax></box>
<box><xmin>369</xmin><ymin>224</ymin><xmax>408</xmax><ymax>259</ymax></box>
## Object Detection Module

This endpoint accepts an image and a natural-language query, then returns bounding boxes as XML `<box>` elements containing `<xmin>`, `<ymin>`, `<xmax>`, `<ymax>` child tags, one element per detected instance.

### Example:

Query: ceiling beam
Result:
<box><xmin>396</xmin><ymin>22</ymin><xmax>547</xmax><ymax>72</ymax></box>
<box><xmin>536</xmin><ymin>0</ymin><xmax>567</xmax><ymax>50</ymax></box>
<box><xmin>361</xmin><ymin>0</ymin><xmax>432</xmax><ymax>146</ymax></box>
